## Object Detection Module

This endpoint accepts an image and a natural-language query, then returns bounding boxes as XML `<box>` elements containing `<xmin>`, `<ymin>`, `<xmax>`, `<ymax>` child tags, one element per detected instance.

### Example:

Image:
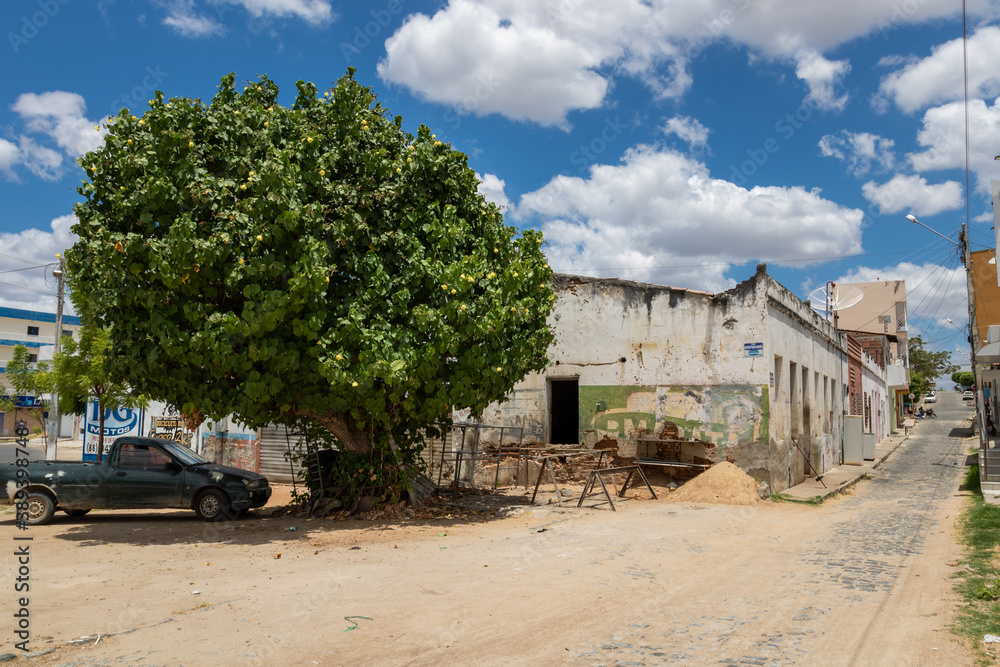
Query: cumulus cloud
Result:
<box><xmin>0</xmin><ymin>214</ymin><xmax>78</xmax><ymax>312</ymax></box>
<box><xmin>12</xmin><ymin>92</ymin><xmax>104</xmax><ymax>157</ymax></box>
<box><xmin>17</xmin><ymin>137</ymin><xmax>63</xmax><ymax>181</ymax></box>
<box><xmin>875</xmin><ymin>25</ymin><xmax>1000</xmax><ymax>113</ymax></box>
<box><xmin>907</xmin><ymin>97</ymin><xmax>1000</xmax><ymax>193</ymax></box>
<box><xmin>2</xmin><ymin>91</ymin><xmax>103</xmax><ymax>181</ymax></box>
<box><xmin>663</xmin><ymin>116</ymin><xmax>709</xmax><ymax>149</ymax></box>
<box><xmin>861</xmin><ymin>174</ymin><xmax>963</xmax><ymax>216</ymax></box>
<box><xmin>477</xmin><ymin>172</ymin><xmax>510</xmax><ymax>209</ymax></box>
<box><xmin>516</xmin><ymin>145</ymin><xmax>864</xmax><ymax>292</ymax></box>
<box><xmin>795</xmin><ymin>51</ymin><xmax>850</xmax><ymax>111</ymax></box>
<box><xmin>379</xmin><ymin>1</ymin><xmax>615</xmax><ymax>127</ymax></box>
<box><xmin>818</xmin><ymin>130</ymin><xmax>895</xmax><ymax>176</ymax></box>
<box><xmin>378</xmin><ymin>0</ymin><xmax>962</xmax><ymax>125</ymax></box>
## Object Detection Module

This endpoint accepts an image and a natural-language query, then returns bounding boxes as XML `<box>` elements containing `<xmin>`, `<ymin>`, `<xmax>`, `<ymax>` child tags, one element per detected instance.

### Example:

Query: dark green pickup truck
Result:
<box><xmin>2</xmin><ymin>436</ymin><xmax>271</xmax><ymax>525</ymax></box>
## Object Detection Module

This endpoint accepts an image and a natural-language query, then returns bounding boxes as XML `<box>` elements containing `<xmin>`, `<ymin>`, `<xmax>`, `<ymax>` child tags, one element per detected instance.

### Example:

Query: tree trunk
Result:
<box><xmin>97</xmin><ymin>399</ymin><xmax>106</xmax><ymax>461</ymax></box>
<box><xmin>305</xmin><ymin>411</ymin><xmax>374</xmax><ymax>454</ymax></box>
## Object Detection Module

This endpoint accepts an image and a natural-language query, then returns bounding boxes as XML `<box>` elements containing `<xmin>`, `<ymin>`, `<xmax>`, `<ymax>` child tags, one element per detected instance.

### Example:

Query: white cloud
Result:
<box><xmin>379</xmin><ymin>1</ymin><xmax>615</xmax><ymax>127</ymax></box>
<box><xmin>663</xmin><ymin>116</ymin><xmax>709</xmax><ymax>149</ymax></box>
<box><xmin>818</xmin><ymin>131</ymin><xmax>895</xmax><ymax>176</ymax></box>
<box><xmin>794</xmin><ymin>50</ymin><xmax>850</xmax><ymax>111</ymax></box>
<box><xmin>0</xmin><ymin>139</ymin><xmax>20</xmax><ymax>178</ymax></box>
<box><xmin>861</xmin><ymin>174</ymin><xmax>963</xmax><ymax>216</ymax></box>
<box><xmin>235</xmin><ymin>0</ymin><xmax>333</xmax><ymax>24</ymax></box>
<box><xmin>2</xmin><ymin>91</ymin><xmax>103</xmax><ymax>181</ymax></box>
<box><xmin>13</xmin><ymin>91</ymin><xmax>104</xmax><ymax>157</ymax></box>
<box><xmin>17</xmin><ymin>137</ymin><xmax>63</xmax><ymax>181</ymax></box>
<box><xmin>0</xmin><ymin>214</ymin><xmax>77</xmax><ymax>312</ymax></box>
<box><xmin>161</xmin><ymin>0</ymin><xmax>332</xmax><ymax>37</ymax></box>
<box><xmin>907</xmin><ymin>97</ymin><xmax>1000</xmax><ymax>193</ymax></box>
<box><xmin>379</xmin><ymin>0</ymin><xmax>964</xmax><ymax>125</ymax></box>
<box><xmin>876</xmin><ymin>25</ymin><xmax>1000</xmax><ymax>113</ymax></box>
<box><xmin>162</xmin><ymin>1</ymin><xmax>225</xmax><ymax>37</ymax></box>
<box><xmin>477</xmin><ymin>173</ymin><xmax>510</xmax><ymax>209</ymax></box>
<box><xmin>517</xmin><ymin>145</ymin><xmax>864</xmax><ymax>292</ymax></box>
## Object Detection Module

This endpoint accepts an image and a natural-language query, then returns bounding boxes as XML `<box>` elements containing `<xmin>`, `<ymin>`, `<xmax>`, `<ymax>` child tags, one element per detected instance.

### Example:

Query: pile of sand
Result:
<box><xmin>668</xmin><ymin>461</ymin><xmax>761</xmax><ymax>506</ymax></box>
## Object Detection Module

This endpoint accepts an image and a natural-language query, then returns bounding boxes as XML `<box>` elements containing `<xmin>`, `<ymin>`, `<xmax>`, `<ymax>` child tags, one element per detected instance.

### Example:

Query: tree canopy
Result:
<box><xmin>907</xmin><ymin>336</ymin><xmax>958</xmax><ymax>401</ymax></box>
<box><xmin>908</xmin><ymin>336</ymin><xmax>958</xmax><ymax>381</ymax></box>
<box><xmin>68</xmin><ymin>70</ymin><xmax>555</xmax><ymax>460</ymax></box>
<box><xmin>951</xmin><ymin>371</ymin><xmax>974</xmax><ymax>388</ymax></box>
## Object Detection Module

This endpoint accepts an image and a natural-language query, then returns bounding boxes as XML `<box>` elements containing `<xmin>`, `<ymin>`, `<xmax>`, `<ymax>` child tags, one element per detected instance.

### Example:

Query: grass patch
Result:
<box><xmin>953</xmin><ymin>465</ymin><xmax>1000</xmax><ymax>664</ymax></box>
<box><xmin>769</xmin><ymin>492</ymin><xmax>822</xmax><ymax>505</ymax></box>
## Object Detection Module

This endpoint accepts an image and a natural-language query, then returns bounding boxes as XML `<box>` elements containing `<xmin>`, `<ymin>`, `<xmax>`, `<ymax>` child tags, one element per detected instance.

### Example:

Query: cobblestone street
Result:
<box><xmin>572</xmin><ymin>394</ymin><xmax>971</xmax><ymax>666</ymax></box>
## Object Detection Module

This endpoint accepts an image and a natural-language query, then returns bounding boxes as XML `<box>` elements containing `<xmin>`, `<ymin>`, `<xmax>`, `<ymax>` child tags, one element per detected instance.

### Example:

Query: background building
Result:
<box><xmin>0</xmin><ymin>306</ymin><xmax>81</xmax><ymax>436</ymax></box>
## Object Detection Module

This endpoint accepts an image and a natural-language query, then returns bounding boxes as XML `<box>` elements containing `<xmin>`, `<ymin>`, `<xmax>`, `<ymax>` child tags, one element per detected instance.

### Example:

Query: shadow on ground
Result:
<box><xmin>0</xmin><ymin>489</ymin><xmax>540</xmax><ymax>548</ymax></box>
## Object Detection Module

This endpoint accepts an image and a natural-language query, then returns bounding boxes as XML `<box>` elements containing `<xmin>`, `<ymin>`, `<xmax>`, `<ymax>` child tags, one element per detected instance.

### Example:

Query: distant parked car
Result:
<box><xmin>924</xmin><ymin>394</ymin><xmax>937</xmax><ymax>403</ymax></box>
<box><xmin>963</xmin><ymin>390</ymin><xmax>975</xmax><ymax>400</ymax></box>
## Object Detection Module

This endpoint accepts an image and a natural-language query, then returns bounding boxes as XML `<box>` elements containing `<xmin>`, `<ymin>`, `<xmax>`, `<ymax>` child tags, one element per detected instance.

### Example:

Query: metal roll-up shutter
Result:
<box><xmin>258</xmin><ymin>424</ymin><xmax>305</xmax><ymax>484</ymax></box>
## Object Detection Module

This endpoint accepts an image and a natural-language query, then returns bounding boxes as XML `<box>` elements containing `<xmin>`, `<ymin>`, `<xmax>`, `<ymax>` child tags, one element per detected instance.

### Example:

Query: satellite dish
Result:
<box><xmin>808</xmin><ymin>284</ymin><xmax>864</xmax><ymax>315</ymax></box>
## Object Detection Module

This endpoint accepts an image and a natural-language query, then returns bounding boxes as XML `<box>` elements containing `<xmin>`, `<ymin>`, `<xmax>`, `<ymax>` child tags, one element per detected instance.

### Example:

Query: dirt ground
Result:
<box><xmin>0</xmin><ymin>461</ymin><xmax>975</xmax><ymax>666</ymax></box>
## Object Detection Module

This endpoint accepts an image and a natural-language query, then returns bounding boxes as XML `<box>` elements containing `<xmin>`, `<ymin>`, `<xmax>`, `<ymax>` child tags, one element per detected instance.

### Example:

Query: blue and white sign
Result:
<box><xmin>744</xmin><ymin>342</ymin><xmax>764</xmax><ymax>358</ymax></box>
<box><xmin>83</xmin><ymin>399</ymin><xmax>144</xmax><ymax>461</ymax></box>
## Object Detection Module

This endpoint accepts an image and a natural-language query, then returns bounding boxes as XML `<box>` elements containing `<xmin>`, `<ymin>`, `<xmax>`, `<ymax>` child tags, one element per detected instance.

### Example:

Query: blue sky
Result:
<box><xmin>1</xmin><ymin>0</ymin><xmax>998</xmax><ymax>371</ymax></box>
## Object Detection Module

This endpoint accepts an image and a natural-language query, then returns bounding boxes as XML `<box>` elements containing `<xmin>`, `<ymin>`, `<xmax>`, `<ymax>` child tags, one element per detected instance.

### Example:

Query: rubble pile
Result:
<box><xmin>669</xmin><ymin>461</ymin><xmax>762</xmax><ymax>506</ymax></box>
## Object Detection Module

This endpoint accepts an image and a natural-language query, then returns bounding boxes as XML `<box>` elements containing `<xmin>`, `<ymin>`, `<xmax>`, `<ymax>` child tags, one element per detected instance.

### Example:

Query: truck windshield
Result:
<box><xmin>159</xmin><ymin>440</ymin><xmax>210</xmax><ymax>466</ymax></box>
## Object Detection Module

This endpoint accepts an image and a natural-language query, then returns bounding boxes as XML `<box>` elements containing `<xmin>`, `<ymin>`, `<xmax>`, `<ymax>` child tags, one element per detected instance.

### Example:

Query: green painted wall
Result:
<box><xmin>579</xmin><ymin>384</ymin><xmax>769</xmax><ymax>447</ymax></box>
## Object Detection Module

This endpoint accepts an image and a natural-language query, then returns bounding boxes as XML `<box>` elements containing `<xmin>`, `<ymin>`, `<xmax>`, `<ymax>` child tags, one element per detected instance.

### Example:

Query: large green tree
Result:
<box><xmin>68</xmin><ymin>70</ymin><xmax>554</xmax><ymax>462</ymax></box>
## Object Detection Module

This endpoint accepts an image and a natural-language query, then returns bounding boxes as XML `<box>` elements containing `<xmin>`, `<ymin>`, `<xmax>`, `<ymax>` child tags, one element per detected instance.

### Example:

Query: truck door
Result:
<box><xmin>109</xmin><ymin>442</ymin><xmax>185</xmax><ymax>507</ymax></box>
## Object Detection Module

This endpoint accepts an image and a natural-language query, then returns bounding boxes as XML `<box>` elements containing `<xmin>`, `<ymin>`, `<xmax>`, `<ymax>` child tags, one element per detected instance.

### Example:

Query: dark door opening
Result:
<box><xmin>549</xmin><ymin>379</ymin><xmax>579</xmax><ymax>445</ymax></box>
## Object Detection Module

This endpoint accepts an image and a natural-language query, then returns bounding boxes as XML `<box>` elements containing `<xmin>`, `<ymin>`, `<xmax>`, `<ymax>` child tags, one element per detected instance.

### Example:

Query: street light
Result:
<box><xmin>905</xmin><ymin>214</ymin><xmax>962</xmax><ymax>248</ymax></box>
<box><xmin>45</xmin><ymin>254</ymin><xmax>65</xmax><ymax>461</ymax></box>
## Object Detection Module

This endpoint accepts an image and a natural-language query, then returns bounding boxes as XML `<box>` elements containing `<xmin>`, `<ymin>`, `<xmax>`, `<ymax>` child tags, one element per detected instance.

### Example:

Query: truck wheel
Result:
<box><xmin>22</xmin><ymin>492</ymin><xmax>55</xmax><ymax>526</ymax></box>
<box><xmin>194</xmin><ymin>489</ymin><xmax>233</xmax><ymax>521</ymax></box>
<box><xmin>63</xmin><ymin>509</ymin><xmax>91</xmax><ymax>517</ymax></box>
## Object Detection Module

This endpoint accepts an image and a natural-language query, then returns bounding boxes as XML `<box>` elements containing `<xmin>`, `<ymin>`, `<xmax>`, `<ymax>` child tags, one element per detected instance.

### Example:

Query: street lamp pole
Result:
<box><xmin>45</xmin><ymin>254</ymin><xmax>65</xmax><ymax>461</ymax></box>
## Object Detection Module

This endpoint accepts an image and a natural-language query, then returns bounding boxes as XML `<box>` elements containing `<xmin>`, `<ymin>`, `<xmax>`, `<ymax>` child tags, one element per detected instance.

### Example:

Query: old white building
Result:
<box><xmin>483</xmin><ymin>265</ymin><xmax>849</xmax><ymax>493</ymax></box>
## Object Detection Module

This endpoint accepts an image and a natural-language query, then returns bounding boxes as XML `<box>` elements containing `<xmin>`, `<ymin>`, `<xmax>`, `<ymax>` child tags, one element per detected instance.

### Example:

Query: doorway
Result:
<box><xmin>549</xmin><ymin>379</ymin><xmax>579</xmax><ymax>445</ymax></box>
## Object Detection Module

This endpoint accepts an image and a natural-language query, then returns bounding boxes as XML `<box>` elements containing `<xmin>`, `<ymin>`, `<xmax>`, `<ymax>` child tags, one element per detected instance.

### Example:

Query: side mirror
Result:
<box><xmin>165</xmin><ymin>461</ymin><xmax>183</xmax><ymax>474</ymax></box>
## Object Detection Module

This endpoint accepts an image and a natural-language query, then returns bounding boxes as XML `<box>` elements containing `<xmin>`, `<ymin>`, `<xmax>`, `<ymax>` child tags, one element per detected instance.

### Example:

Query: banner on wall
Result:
<box><xmin>83</xmin><ymin>399</ymin><xmax>144</xmax><ymax>461</ymax></box>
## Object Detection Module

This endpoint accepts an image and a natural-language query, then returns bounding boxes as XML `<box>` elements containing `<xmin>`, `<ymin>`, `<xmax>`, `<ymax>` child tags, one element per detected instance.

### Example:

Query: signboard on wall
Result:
<box><xmin>148</xmin><ymin>416</ymin><xmax>196</xmax><ymax>449</ymax></box>
<box><xmin>744</xmin><ymin>342</ymin><xmax>764</xmax><ymax>357</ymax></box>
<box><xmin>83</xmin><ymin>399</ymin><xmax>144</xmax><ymax>461</ymax></box>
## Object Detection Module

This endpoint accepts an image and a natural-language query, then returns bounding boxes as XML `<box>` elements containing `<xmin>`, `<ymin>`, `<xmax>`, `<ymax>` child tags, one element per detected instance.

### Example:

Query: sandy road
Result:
<box><xmin>0</xmin><ymin>396</ymin><xmax>976</xmax><ymax>666</ymax></box>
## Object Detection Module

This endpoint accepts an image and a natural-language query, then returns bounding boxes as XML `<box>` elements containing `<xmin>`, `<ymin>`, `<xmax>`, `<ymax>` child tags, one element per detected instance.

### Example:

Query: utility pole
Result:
<box><xmin>45</xmin><ymin>254</ymin><xmax>65</xmax><ymax>461</ymax></box>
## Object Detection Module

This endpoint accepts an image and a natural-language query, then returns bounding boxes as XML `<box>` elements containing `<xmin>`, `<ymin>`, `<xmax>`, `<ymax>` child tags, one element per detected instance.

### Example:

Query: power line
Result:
<box><xmin>0</xmin><ymin>280</ymin><xmax>56</xmax><ymax>297</ymax></box>
<box><xmin>0</xmin><ymin>264</ymin><xmax>49</xmax><ymax>275</ymax></box>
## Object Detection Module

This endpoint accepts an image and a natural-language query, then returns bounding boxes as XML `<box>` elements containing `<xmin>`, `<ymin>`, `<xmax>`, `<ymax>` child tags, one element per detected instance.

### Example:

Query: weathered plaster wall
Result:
<box><xmin>764</xmin><ymin>275</ymin><xmax>845</xmax><ymax>489</ymax></box>
<box><xmin>483</xmin><ymin>266</ymin><xmax>846</xmax><ymax>493</ymax></box>
<box><xmin>483</xmin><ymin>271</ymin><xmax>771</xmax><ymax>454</ymax></box>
